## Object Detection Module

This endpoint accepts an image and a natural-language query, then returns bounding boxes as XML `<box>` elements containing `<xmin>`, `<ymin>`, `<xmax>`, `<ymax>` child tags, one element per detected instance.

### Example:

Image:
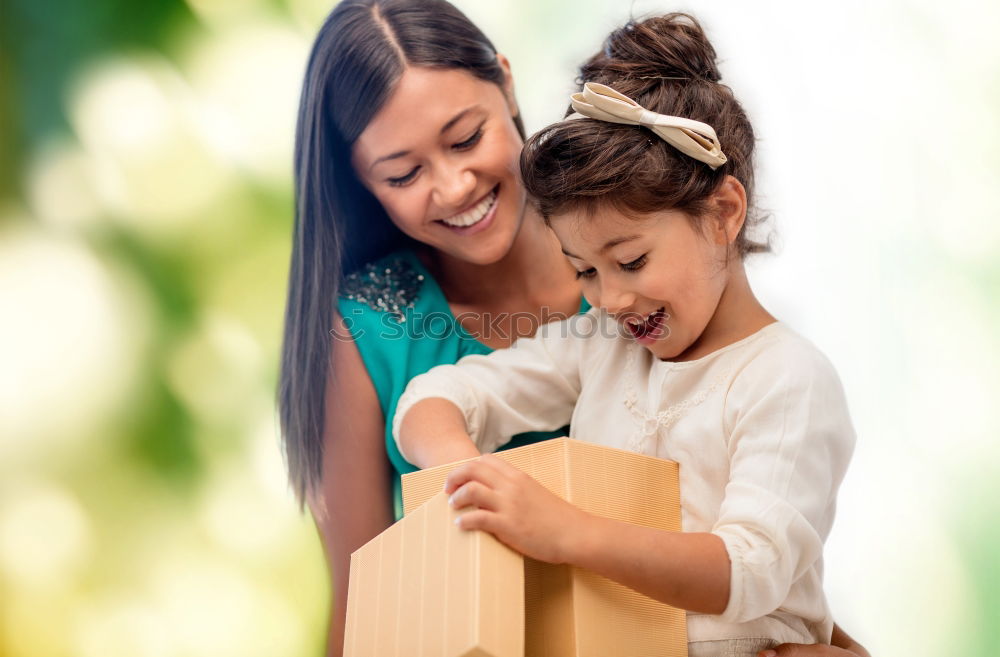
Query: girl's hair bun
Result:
<box><xmin>592</xmin><ymin>13</ymin><xmax>720</xmax><ymax>83</ymax></box>
<box><xmin>524</xmin><ymin>12</ymin><xmax>768</xmax><ymax>259</ymax></box>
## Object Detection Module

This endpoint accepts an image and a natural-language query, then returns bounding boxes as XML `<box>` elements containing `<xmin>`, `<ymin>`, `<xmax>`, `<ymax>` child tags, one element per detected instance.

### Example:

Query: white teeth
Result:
<box><xmin>441</xmin><ymin>191</ymin><xmax>497</xmax><ymax>227</ymax></box>
<box><xmin>627</xmin><ymin>309</ymin><xmax>663</xmax><ymax>327</ymax></box>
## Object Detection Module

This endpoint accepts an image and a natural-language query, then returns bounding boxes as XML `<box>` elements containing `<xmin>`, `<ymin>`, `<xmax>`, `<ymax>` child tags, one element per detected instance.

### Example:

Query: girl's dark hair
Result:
<box><xmin>280</xmin><ymin>0</ymin><xmax>524</xmax><ymax>506</ymax></box>
<box><xmin>520</xmin><ymin>13</ymin><xmax>767</xmax><ymax>256</ymax></box>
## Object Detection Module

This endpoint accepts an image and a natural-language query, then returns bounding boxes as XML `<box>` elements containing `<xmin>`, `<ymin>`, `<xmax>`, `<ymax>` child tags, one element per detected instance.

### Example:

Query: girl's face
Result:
<box><xmin>351</xmin><ymin>64</ymin><xmax>526</xmax><ymax>266</ymax></box>
<box><xmin>549</xmin><ymin>198</ymin><xmax>739</xmax><ymax>361</ymax></box>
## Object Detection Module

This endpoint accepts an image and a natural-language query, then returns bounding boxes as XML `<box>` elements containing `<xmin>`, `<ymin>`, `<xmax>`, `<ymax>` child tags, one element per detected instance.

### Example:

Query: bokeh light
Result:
<box><xmin>0</xmin><ymin>481</ymin><xmax>92</xmax><ymax>586</ymax></box>
<box><xmin>183</xmin><ymin>21</ymin><xmax>309</xmax><ymax>182</ymax></box>
<box><xmin>0</xmin><ymin>230</ymin><xmax>146</xmax><ymax>462</ymax></box>
<box><xmin>69</xmin><ymin>56</ymin><xmax>234</xmax><ymax>232</ymax></box>
<box><xmin>26</xmin><ymin>140</ymin><xmax>104</xmax><ymax>230</ymax></box>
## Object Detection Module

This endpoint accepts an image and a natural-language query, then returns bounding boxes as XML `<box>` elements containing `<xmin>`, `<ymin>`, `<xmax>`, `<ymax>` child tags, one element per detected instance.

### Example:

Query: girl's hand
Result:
<box><xmin>759</xmin><ymin>622</ymin><xmax>870</xmax><ymax>657</ymax></box>
<box><xmin>444</xmin><ymin>454</ymin><xmax>588</xmax><ymax>564</ymax></box>
<box><xmin>759</xmin><ymin>646</ymin><xmax>865</xmax><ymax>657</ymax></box>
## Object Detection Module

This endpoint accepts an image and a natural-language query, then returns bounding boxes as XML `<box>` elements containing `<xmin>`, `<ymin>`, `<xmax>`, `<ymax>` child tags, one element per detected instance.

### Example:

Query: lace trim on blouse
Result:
<box><xmin>622</xmin><ymin>342</ymin><xmax>732</xmax><ymax>454</ymax></box>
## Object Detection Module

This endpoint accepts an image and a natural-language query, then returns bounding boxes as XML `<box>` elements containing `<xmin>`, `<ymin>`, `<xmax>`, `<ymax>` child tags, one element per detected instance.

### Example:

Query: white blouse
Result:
<box><xmin>392</xmin><ymin>310</ymin><xmax>855</xmax><ymax>645</ymax></box>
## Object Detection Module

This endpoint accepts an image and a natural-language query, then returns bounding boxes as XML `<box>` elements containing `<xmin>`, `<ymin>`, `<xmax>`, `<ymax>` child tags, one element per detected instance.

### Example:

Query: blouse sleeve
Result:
<box><xmin>714</xmin><ymin>338</ymin><xmax>856</xmax><ymax>624</ymax></box>
<box><xmin>392</xmin><ymin>312</ymin><xmax>598</xmax><ymax>456</ymax></box>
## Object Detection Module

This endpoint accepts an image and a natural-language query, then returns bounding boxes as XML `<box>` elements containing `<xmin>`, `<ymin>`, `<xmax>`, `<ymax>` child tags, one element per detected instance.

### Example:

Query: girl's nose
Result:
<box><xmin>598</xmin><ymin>279</ymin><xmax>636</xmax><ymax>315</ymax></box>
<box><xmin>432</xmin><ymin>164</ymin><xmax>477</xmax><ymax>213</ymax></box>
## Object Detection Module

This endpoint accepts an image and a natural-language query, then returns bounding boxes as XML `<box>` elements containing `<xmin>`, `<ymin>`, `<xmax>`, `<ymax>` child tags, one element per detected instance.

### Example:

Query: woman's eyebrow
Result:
<box><xmin>369</xmin><ymin>106</ymin><xmax>483</xmax><ymax>172</ymax></box>
<box><xmin>440</xmin><ymin>106</ymin><xmax>480</xmax><ymax>134</ymax></box>
<box><xmin>370</xmin><ymin>150</ymin><xmax>409</xmax><ymax>172</ymax></box>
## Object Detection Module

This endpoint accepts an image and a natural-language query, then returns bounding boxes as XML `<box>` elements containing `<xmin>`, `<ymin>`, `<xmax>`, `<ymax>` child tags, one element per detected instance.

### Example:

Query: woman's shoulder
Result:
<box><xmin>339</xmin><ymin>249</ymin><xmax>430</xmax><ymax>320</ymax></box>
<box><xmin>337</xmin><ymin>249</ymin><xmax>476</xmax><ymax>372</ymax></box>
<box><xmin>336</xmin><ymin>249</ymin><xmax>457</xmax><ymax>401</ymax></box>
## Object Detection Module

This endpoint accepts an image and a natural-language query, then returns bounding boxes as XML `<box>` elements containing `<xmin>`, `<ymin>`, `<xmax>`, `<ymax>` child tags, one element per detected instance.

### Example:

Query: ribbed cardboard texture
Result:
<box><xmin>401</xmin><ymin>438</ymin><xmax>688</xmax><ymax>657</ymax></box>
<box><xmin>344</xmin><ymin>490</ymin><xmax>524</xmax><ymax>657</ymax></box>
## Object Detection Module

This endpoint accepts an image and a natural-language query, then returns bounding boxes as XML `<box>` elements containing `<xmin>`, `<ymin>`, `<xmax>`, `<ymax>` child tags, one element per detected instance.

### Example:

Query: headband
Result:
<box><xmin>568</xmin><ymin>82</ymin><xmax>728</xmax><ymax>170</ymax></box>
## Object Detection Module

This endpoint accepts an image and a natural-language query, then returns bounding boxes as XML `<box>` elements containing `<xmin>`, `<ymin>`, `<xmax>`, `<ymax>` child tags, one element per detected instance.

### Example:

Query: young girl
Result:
<box><xmin>392</xmin><ymin>13</ymin><xmax>856</xmax><ymax>656</ymax></box>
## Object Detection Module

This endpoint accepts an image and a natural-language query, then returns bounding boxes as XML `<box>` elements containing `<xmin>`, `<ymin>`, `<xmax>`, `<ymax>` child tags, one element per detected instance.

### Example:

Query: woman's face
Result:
<box><xmin>351</xmin><ymin>64</ymin><xmax>526</xmax><ymax>265</ymax></box>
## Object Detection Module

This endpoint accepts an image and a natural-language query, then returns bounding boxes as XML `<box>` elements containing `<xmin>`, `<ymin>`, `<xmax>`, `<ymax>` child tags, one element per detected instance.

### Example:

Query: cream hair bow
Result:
<box><xmin>569</xmin><ymin>82</ymin><xmax>728</xmax><ymax>170</ymax></box>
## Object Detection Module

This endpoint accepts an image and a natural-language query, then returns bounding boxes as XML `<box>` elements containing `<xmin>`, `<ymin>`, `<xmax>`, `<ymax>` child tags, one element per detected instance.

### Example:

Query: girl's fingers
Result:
<box><xmin>443</xmin><ymin>456</ymin><xmax>508</xmax><ymax>494</ymax></box>
<box><xmin>760</xmin><ymin>645</ymin><xmax>858</xmax><ymax>657</ymax></box>
<box><xmin>479</xmin><ymin>454</ymin><xmax>536</xmax><ymax>488</ymax></box>
<box><xmin>477</xmin><ymin>453</ymin><xmax>519</xmax><ymax>475</ymax></box>
<box><xmin>449</xmin><ymin>480</ymin><xmax>500</xmax><ymax>511</ymax></box>
<box><xmin>454</xmin><ymin>508</ymin><xmax>502</xmax><ymax>535</ymax></box>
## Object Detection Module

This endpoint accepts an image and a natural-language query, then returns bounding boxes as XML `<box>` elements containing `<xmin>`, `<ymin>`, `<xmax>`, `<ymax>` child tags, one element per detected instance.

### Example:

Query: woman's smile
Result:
<box><xmin>437</xmin><ymin>185</ymin><xmax>499</xmax><ymax>233</ymax></box>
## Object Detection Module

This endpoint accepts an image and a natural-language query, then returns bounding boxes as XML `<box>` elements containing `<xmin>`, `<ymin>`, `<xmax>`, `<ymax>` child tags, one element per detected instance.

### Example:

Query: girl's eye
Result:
<box><xmin>619</xmin><ymin>254</ymin><xmax>647</xmax><ymax>272</ymax></box>
<box><xmin>387</xmin><ymin>167</ymin><xmax>420</xmax><ymax>187</ymax></box>
<box><xmin>575</xmin><ymin>267</ymin><xmax>597</xmax><ymax>280</ymax></box>
<box><xmin>453</xmin><ymin>127</ymin><xmax>484</xmax><ymax>150</ymax></box>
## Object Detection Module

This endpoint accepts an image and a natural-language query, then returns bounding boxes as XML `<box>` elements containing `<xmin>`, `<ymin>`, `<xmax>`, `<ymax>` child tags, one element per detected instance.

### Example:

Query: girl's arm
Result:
<box><xmin>308</xmin><ymin>315</ymin><xmax>394</xmax><ymax>657</ymax></box>
<box><xmin>570</xmin><ymin>512</ymin><xmax>731</xmax><ymax>613</ymax></box>
<box><xmin>444</xmin><ymin>455</ymin><xmax>731</xmax><ymax>614</ymax></box>
<box><xmin>397</xmin><ymin>397</ymin><xmax>481</xmax><ymax>467</ymax></box>
<box><xmin>394</xmin><ymin>314</ymin><xmax>594</xmax><ymax>468</ymax></box>
<box><xmin>446</xmin><ymin>459</ymin><xmax>873</xmax><ymax>632</ymax></box>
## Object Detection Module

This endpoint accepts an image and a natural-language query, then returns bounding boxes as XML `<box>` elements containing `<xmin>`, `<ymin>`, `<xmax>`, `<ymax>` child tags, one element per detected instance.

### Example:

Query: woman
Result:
<box><xmin>278</xmin><ymin>1</ymin><xmax>869</xmax><ymax>655</ymax></box>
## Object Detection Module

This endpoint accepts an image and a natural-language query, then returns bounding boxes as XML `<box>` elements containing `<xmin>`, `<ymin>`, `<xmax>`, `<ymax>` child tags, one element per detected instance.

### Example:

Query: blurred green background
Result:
<box><xmin>1</xmin><ymin>1</ymin><xmax>997</xmax><ymax>656</ymax></box>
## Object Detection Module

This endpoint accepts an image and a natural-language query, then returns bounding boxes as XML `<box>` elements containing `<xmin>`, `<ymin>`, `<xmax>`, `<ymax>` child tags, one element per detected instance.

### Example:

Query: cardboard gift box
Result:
<box><xmin>344</xmin><ymin>438</ymin><xmax>687</xmax><ymax>657</ymax></box>
<box><xmin>343</xmin><ymin>489</ymin><xmax>524</xmax><ymax>657</ymax></box>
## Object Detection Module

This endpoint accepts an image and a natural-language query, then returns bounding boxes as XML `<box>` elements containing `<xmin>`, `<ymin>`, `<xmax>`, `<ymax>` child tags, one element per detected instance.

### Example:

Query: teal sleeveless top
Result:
<box><xmin>338</xmin><ymin>249</ymin><xmax>589</xmax><ymax>519</ymax></box>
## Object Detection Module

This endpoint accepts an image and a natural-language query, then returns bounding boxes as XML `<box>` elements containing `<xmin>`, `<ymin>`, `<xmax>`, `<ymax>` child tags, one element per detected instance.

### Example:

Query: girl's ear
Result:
<box><xmin>710</xmin><ymin>175</ymin><xmax>747</xmax><ymax>246</ymax></box>
<box><xmin>496</xmin><ymin>53</ymin><xmax>520</xmax><ymax>119</ymax></box>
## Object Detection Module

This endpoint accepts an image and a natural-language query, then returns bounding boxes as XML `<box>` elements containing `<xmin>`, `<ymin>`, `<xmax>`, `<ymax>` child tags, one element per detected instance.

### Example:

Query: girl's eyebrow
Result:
<box><xmin>561</xmin><ymin>235</ymin><xmax>641</xmax><ymax>259</ymax></box>
<box><xmin>599</xmin><ymin>235</ymin><xmax>641</xmax><ymax>253</ymax></box>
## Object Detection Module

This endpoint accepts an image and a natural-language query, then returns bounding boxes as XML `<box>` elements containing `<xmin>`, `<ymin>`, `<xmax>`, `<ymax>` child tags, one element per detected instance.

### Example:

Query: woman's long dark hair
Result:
<box><xmin>280</xmin><ymin>0</ymin><xmax>525</xmax><ymax>506</ymax></box>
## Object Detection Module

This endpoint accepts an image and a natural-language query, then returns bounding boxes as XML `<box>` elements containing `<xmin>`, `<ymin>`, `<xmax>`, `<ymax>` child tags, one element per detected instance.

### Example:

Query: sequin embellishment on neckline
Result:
<box><xmin>341</xmin><ymin>256</ymin><xmax>425</xmax><ymax>322</ymax></box>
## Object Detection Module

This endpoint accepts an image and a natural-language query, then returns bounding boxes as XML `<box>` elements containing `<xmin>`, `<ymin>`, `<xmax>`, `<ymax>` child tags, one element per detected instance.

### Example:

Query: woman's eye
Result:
<box><xmin>387</xmin><ymin>167</ymin><xmax>419</xmax><ymax>187</ymax></box>
<box><xmin>619</xmin><ymin>254</ymin><xmax>647</xmax><ymax>272</ymax></box>
<box><xmin>453</xmin><ymin>127</ymin><xmax>483</xmax><ymax>150</ymax></box>
<box><xmin>575</xmin><ymin>267</ymin><xmax>597</xmax><ymax>280</ymax></box>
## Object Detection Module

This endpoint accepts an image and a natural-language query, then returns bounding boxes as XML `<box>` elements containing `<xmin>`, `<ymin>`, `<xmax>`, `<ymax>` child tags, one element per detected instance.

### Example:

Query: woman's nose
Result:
<box><xmin>432</xmin><ymin>164</ymin><xmax>477</xmax><ymax>212</ymax></box>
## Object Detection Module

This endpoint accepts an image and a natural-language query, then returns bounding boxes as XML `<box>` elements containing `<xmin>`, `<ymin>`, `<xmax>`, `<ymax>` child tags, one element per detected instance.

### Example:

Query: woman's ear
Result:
<box><xmin>711</xmin><ymin>175</ymin><xmax>747</xmax><ymax>246</ymax></box>
<box><xmin>496</xmin><ymin>53</ymin><xmax>520</xmax><ymax>119</ymax></box>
